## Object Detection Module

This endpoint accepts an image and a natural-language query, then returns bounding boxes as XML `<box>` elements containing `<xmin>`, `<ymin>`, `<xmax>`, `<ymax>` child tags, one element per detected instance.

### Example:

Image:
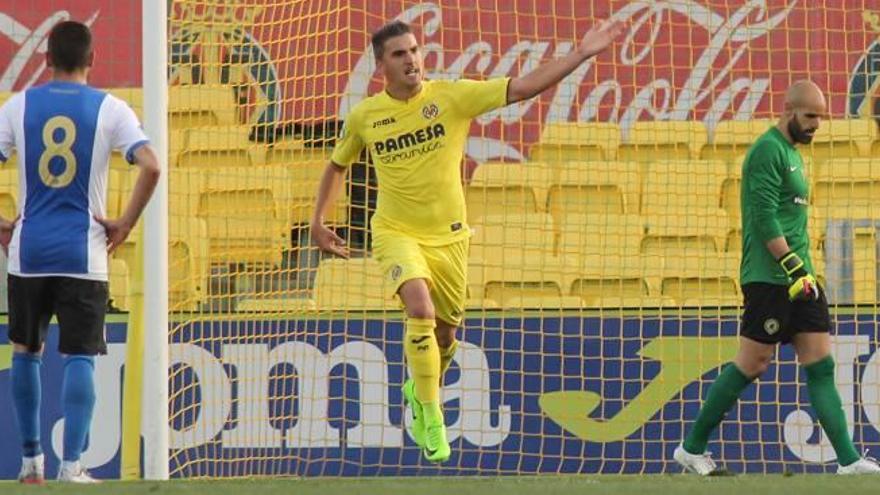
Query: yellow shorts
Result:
<box><xmin>372</xmin><ymin>229</ymin><xmax>468</xmax><ymax>326</ymax></box>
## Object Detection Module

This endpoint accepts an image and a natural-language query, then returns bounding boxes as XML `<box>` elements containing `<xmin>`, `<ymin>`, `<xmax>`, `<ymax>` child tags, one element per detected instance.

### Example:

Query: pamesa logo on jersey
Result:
<box><xmin>168</xmin><ymin>2</ymin><xmax>280</xmax><ymax>130</ymax></box>
<box><xmin>848</xmin><ymin>11</ymin><xmax>880</xmax><ymax>122</ymax></box>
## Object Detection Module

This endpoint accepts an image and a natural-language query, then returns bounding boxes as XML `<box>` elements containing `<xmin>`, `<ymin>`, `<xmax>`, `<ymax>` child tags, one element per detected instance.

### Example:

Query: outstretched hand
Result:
<box><xmin>311</xmin><ymin>222</ymin><xmax>349</xmax><ymax>259</ymax></box>
<box><xmin>579</xmin><ymin>19</ymin><xmax>626</xmax><ymax>58</ymax></box>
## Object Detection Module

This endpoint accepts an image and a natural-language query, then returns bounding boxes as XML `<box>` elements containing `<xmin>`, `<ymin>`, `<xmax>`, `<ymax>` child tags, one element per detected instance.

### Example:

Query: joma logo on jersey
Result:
<box><xmin>373</xmin><ymin>123</ymin><xmax>446</xmax><ymax>155</ymax></box>
<box><xmin>372</xmin><ymin>117</ymin><xmax>397</xmax><ymax>128</ymax></box>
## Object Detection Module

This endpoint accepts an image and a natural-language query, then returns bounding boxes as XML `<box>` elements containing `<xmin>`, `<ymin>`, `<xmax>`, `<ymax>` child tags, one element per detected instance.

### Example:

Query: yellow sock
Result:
<box><xmin>404</xmin><ymin>318</ymin><xmax>440</xmax><ymax>403</ymax></box>
<box><xmin>439</xmin><ymin>340</ymin><xmax>459</xmax><ymax>379</ymax></box>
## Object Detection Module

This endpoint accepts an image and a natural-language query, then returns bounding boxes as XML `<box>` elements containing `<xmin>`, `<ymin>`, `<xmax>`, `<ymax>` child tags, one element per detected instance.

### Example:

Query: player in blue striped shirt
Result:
<box><xmin>0</xmin><ymin>21</ymin><xmax>160</xmax><ymax>483</ymax></box>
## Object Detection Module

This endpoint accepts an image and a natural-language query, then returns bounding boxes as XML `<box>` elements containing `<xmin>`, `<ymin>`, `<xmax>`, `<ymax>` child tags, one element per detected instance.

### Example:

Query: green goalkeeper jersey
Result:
<box><xmin>740</xmin><ymin>126</ymin><xmax>813</xmax><ymax>286</ymax></box>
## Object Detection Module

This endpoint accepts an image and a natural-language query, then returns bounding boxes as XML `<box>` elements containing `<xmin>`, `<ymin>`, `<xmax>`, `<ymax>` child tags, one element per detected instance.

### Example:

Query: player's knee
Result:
<box><xmin>434</xmin><ymin>325</ymin><xmax>457</xmax><ymax>348</ymax></box>
<box><xmin>406</xmin><ymin>300</ymin><xmax>435</xmax><ymax>320</ymax></box>
<box><xmin>742</xmin><ymin>354</ymin><xmax>772</xmax><ymax>377</ymax></box>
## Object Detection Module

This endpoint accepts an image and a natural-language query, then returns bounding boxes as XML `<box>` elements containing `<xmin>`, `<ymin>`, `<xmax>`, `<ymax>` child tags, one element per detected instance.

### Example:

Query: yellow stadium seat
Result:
<box><xmin>465</xmin><ymin>295</ymin><xmax>499</xmax><ymax>310</ymax></box>
<box><xmin>813</xmin><ymin>158</ymin><xmax>880</xmax><ymax>210</ymax></box>
<box><xmin>498</xmin><ymin>295</ymin><xmax>583</xmax><ymax>309</ymax></box>
<box><xmin>106</xmin><ymin>88</ymin><xmax>143</xmax><ymax>115</ymax></box>
<box><xmin>265</xmin><ymin>140</ymin><xmax>333</xmax><ymax>165</ymax></box>
<box><xmin>725</xmin><ymin>229</ymin><xmax>741</xmax><ymax>253</ymax></box>
<box><xmin>557</xmin><ymin>213</ymin><xmax>644</xmax><ymax>259</ymax></box>
<box><xmin>640</xmin><ymin>160</ymin><xmax>727</xmax><ymax>214</ymax></box>
<box><xmin>530</xmin><ymin>122</ymin><xmax>621</xmax><ymax>162</ymax></box>
<box><xmin>198</xmin><ymin>166</ymin><xmax>290</xmax><ymax>265</ymax></box>
<box><xmin>720</xmin><ymin>177</ymin><xmax>740</xmax><ymax>221</ymax></box>
<box><xmin>113</xmin><ymin>217</ymin><xmax>209</xmax><ymax>311</ymax></box>
<box><xmin>469</xmin><ymin>252</ymin><xmax>565</xmax><ymax>307</ymax></box>
<box><xmin>169</xmin><ymin>217</ymin><xmax>210</xmax><ymax>311</ymax></box>
<box><xmin>108</xmin><ymin>258</ymin><xmax>130</xmax><ymax>311</ymax></box>
<box><xmin>470</xmin><ymin>213</ymin><xmax>556</xmax><ymax>268</ymax></box>
<box><xmin>701</xmin><ymin>120</ymin><xmax>774</xmax><ymax>162</ymax></box>
<box><xmin>169</xmin><ymin>85</ymin><xmax>237</xmax><ymax>128</ymax></box>
<box><xmin>563</xmin><ymin>255</ymin><xmax>652</xmax><ymax>306</ymax></box>
<box><xmin>641</xmin><ymin>208</ymin><xmax>729</xmax><ymax>257</ymax></box>
<box><xmin>547</xmin><ymin>161</ymin><xmax>640</xmax><ymax>222</ymax></box>
<box><xmin>660</xmin><ymin>255</ymin><xmax>740</xmax><ymax>305</ymax></box>
<box><xmin>313</xmin><ymin>257</ymin><xmax>393</xmax><ymax>311</ymax></box>
<box><xmin>107</xmin><ymin>168</ymin><xmax>137</xmax><ymax>220</ymax></box>
<box><xmin>177</xmin><ymin>126</ymin><xmax>262</xmax><ymax>168</ymax></box>
<box><xmin>805</xmin><ymin>119</ymin><xmax>877</xmax><ymax>161</ymax></box>
<box><xmin>484</xmin><ymin>280</ymin><xmax>564</xmax><ymax>307</ymax></box>
<box><xmin>592</xmin><ymin>296</ymin><xmax>676</xmax><ymax>308</ymax></box>
<box><xmin>466</xmin><ymin>162</ymin><xmax>551</xmax><ymax>223</ymax></box>
<box><xmin>236</xmin><ymin>297</ymin><xmax>317</xmax><ymax>313</ymax></box>
<box><xmin>0</xmin><ymin>165</ymin><xmax>18</xmax><ymax>219</ymax></box>
<box><xmin>618</xmin><ymin>121</ymin><xmax>707</xmax><ymax>161</ymax></box>
<box><xmin>169</xmin><ymin>168</ymin><xmax>205</xmax><ymax>218</ymax></box>
<box><xmin>285</xmin><ymin>160</ymin><xmax>348</xmax><ymax>226</ymax></box>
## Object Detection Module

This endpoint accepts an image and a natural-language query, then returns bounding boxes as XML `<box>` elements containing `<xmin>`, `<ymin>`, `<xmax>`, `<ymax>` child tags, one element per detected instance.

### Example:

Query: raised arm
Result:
<box><xmin>506</xmin><ymin>19</ymin><xmax>624</xmax><ymax>104</ymax></box>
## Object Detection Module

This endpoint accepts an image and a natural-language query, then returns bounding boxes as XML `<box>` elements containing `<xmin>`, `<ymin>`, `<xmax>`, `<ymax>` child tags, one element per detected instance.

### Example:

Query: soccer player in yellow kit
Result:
<box><xmin>311</xmin><ymin>19</ymin><xmax>623</xmax><ymax>463</ymax></box>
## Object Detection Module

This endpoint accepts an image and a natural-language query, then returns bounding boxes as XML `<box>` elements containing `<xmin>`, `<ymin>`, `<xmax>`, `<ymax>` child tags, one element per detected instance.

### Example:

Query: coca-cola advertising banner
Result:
<box><xmin>2</xmin><ymin>1</ymin><xmax>879</xmax><ymax>161</ymax></box>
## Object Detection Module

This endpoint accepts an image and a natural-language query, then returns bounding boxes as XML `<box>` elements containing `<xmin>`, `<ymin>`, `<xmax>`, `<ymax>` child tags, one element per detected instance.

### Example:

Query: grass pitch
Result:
<box><xmin>2</xmin><ymin>475</ymin><xmax>877</xmax><ymax>495</ymax></box>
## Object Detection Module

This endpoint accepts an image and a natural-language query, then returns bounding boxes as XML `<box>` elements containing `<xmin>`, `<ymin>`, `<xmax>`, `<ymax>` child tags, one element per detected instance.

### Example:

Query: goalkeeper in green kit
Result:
<box><xmin>673</xmin><ymin>80</ymin><xmax>880</xmax><ymax>475</ymax></box>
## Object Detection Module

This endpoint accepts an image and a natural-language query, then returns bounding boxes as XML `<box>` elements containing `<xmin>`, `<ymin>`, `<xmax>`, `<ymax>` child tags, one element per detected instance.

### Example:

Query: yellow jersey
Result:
<box><xmin>330</xmin><ymin>78</ymin><xmax>510</xmax><ymax>245</ymax></box>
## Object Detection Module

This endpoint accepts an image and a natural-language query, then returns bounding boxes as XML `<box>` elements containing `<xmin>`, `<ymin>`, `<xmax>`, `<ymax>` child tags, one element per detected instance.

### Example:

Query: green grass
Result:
<box><xmin>2</xmin><ymin>475</ymin><xmax>878</xmax><ymax>495</ymax></box>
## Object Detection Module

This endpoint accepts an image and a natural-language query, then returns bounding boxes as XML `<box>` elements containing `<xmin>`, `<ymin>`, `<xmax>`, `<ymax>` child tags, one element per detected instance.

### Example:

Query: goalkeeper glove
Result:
<box><xmin>778</xmin><ymin>251</ymin><xmax>818</xmax><ymax>301</ymax></box>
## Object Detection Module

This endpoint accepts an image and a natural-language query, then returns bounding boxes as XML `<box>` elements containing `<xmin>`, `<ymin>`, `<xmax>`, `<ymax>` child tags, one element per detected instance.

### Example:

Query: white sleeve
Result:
<box><xmin>0</xmin><ymin>95</ymin><xmax>19</xmax><ymax>162</ymax></box>
<box><xmin>107</xmin><ymin>96</ymin><xmax>149</xmax><ymax>164</ymax></box>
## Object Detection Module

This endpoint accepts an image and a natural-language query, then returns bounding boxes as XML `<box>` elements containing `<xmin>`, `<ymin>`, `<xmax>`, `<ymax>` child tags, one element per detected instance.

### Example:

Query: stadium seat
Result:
<box><xmin>701</xmin><ymin>120</ymin><xmax>774</xmax><ymax>163</ymax></box>
<box><xmin>640</xmin><ymin>160</ymin><xmax>728</xmax><ymax>214</ymax></box>
<box><xmin>557</xmin><ymin>213</ymin><xmax>645</xmax><ymax>259</ymax></box>
<box><xmin>113</xmin><ymin>217</ymin><xmax>209</xmax><ymax>311</ymax></box>
<box><xmin>618</xmin><ymin>121</ymin><xmax>707</xmax><ymax>161</ymax></box>
<box><xmin>313</xmin><ymin>257</ymin><xmax>393</xmax><ymax>310</ymax></box>
<box><xmin>641</xmin><ymin>208</ymin><xmax>729</xmax><ymax>257</ymax></box>
<box><xmin>530</xmin><ymin>122</ymin><xmax>621</xmax><ymax>162</ymax></box>
<box><xmin>719</xmin><ymin>177</ymin><xmax>741</xmax><ymax>221</ymax></box>
<box><xmin>470</xmin><ymin>213</ymin><xmax>556</xmax><ymax>267</ymax></box>
<box><xmin>169</xmin><ymin>85</ymin><xmax>237</xmax><ymax>128</ymax></box>
<box><xmin>0</xmin><ymin>165</ymin><xmax>18</xmax><ymax>219</ymax></box>
<box><xmin>483</xmin><ymin>279</ymin><xmax>565</xmax><ymax>307</ymax></box>
<box><xmin>282</xmin><ymin>159</ymin><xmax>348</xmax><ymax>226</ymax></box>
<box><xmin>108</xmin><ymin>258</ymin><xmax>130</xmax><ymax>311</ymax></box>
<box><xmin>725</xmin><ymin>229</ymin><xmax>741</xmax><ymax>253</ymax></box>
<box><xmin>177</xmin><ymin>126</ymin><xmax>263</xmax><ymax>168</ymax></box>
<box><xmin>169</xmin><ymin>168</ymin><xmax>205</xmax><ymax>218</ymax></box>
<box><xmin>660</xmin><ymin>255</ymin><xmax>740</xmax><ymax>305</ymax></box>
<box><xmin>169</xmin><ymin>217</ymin><xmax>210</xmax><ymax>311</ymax></box>
<box><xmin>546</xmin><ymin>161</ymin><xmax>640</xmax><ymax>222</ymax></box>
<box><xmin>805</xmin><ymin>119</ymin><xmax>877</xmax><ymax>161</ymax></box>
<box><xmin>107</xmin><ymin>87</ymin><xmax>143</xmax><ymax>116</ymax></box>
<box><xmin>562</xmin><ymin>254</ymin><xmax>653</xmax><ymax>306</ymax></box>
<box><xmin>469</xmin><ymin>249</ymin><xmax>565</xmax><ymax>307</ymax></box>
<box><xmin>107</xmin><ymin>168</ymin><xmax>136</xmax><ymax>220</ymax></box>
<box><xmin>466</xmin><ymin>162</ymin><xmax>551</xmax><ymax>223</ymax></box>
<box><xmin>497</xmin><ymin>294</ymin><xmax>583</xmax><ymax>309</ymax></box>
<box><xmin>265</xmin><ymin>139</ymin><xmax>333</xmax><ymax>165</ymax></box>
<box><xmin>198</xmin><ymin>165</ymin><xmax>290</xmax><ymax>265</ymax></box>
<box><xmin>236</xmin><ymin>297</ymin><xmax>317</xmax><ymax>313</ymax></box>
<box><xmin>813</xmin><ymin>158</ymin><xmax>880</xmax><ymax>210</ymax></box>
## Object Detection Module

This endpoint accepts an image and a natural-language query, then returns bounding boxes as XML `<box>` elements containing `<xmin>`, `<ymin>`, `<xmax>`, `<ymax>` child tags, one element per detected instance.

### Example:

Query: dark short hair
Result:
<box><xmin>371</xmin><ymin>21</ymin><xmax>412</xmax><ymax>59</ymax></box>
<box><xmin>48</xmin><ymin>21</ymin><xmax>93</xmax><ymax>72</ymax></box>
